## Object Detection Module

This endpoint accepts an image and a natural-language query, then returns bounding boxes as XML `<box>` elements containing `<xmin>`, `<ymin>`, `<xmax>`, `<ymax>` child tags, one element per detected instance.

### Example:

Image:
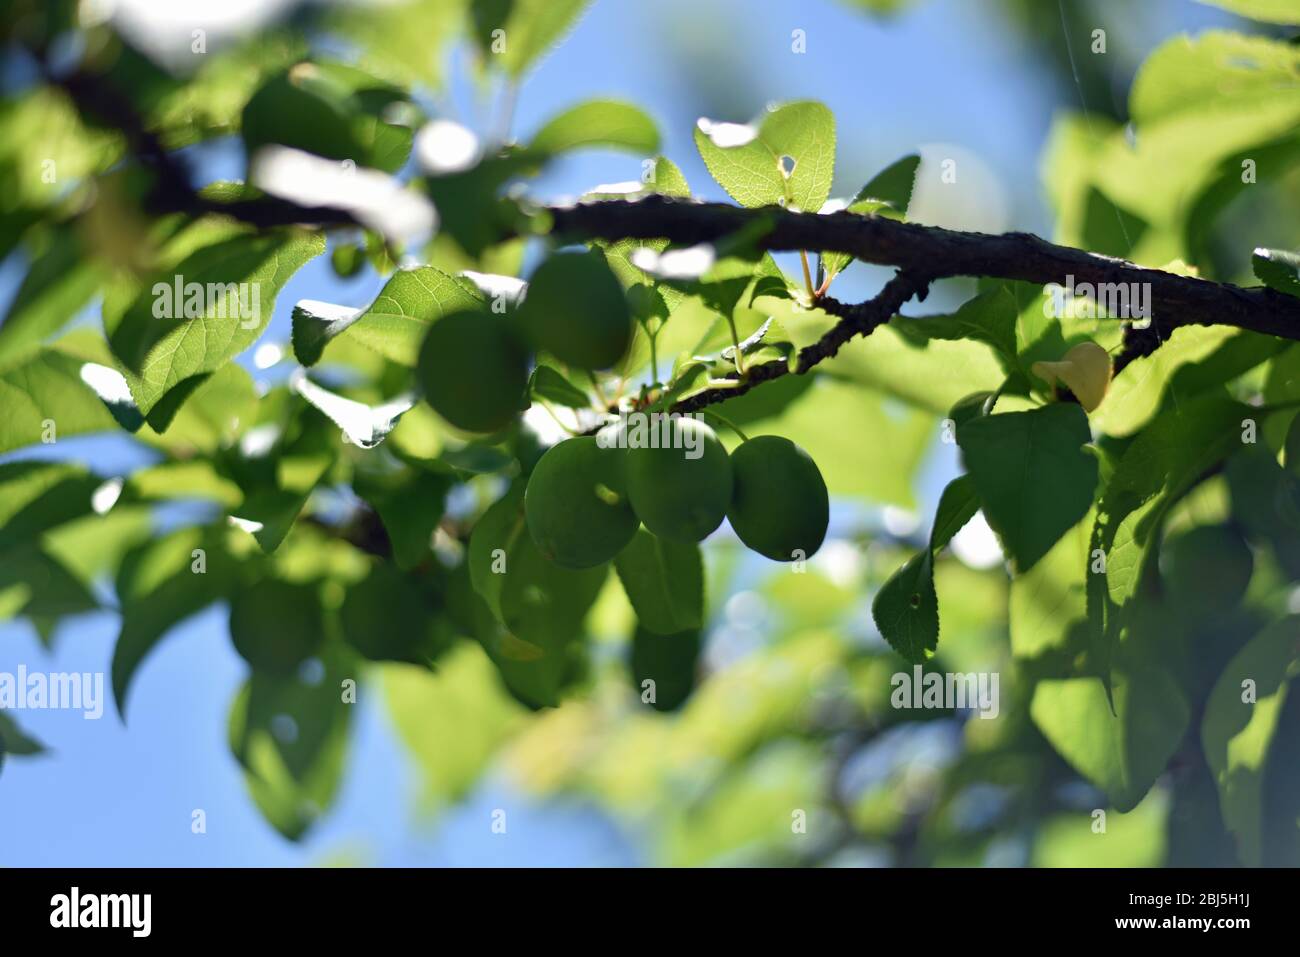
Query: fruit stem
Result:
<box><xmin>587</xmin><ymin>371</ymin><xmax>609</xmax><ymax>410</ymax></box>
<box><xmin>725</xmin><ymin>313</ymin><xmax>746</xmax><ymax>377</ymax></box>
<box><xmin>799</xmin><ymin>249</ymin><xmax>815</xmax><ymax>299</ymax></box>
<box><xmin>538</xmin><ymin>400</ymin><xmax>582</xmax><ymax>436</ymax></box>
<box><xmin>649</xmin><ymin>327</ymin><xmax>660</xmax><ymax>386</ymax></box>
<box><xmin>704</xmin><ymin>410</ymin><xmax>750</xmax><ymax>442</ymax></box>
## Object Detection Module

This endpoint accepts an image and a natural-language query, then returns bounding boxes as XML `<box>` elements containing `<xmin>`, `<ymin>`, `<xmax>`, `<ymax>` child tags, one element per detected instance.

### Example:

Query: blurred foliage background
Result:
<box><xmin>1</xmin><ymin>0</ymin><xmax>1298</xmax><ymax>867</ymax></box>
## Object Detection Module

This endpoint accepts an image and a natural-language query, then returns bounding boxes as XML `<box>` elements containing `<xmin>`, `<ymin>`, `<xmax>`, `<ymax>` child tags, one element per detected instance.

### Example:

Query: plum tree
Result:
<box><xmin>727</xmin><ymin>435</ymin><xmax>828</xmax><ymax>561</ymax></box>
<box><xmin>624</xmin><ymin>417</ymin><xmax>732</xmax><ymax>543</ymax></box>
<box><xmin>525</xmin><ymin>437</ymin><xmax>639</xmax><ymax>568</ymax></box>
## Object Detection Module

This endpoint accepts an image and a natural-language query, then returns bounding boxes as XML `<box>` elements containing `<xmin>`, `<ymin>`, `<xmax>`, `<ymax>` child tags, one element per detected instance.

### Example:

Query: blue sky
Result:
<box><xmin>0</xmin><ymin>0</ymin><xmax>1233</xmax><ymax>866</ymax></box>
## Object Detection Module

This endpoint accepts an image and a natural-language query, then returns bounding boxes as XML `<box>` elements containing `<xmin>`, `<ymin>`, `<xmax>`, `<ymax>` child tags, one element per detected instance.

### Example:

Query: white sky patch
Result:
<box><xmin>950</xmin><ymin>510</ymin><xmax>1005</xmax><ymax>570</ymax></box>
<box><xmin>250</xmin><ymin>145</ymin><xmax>436</xmax><ymax>247</ymax></box>
<box><xmin>882</xmin><ymin>505</ymin><xmax>921</xmax><ymax>538</ymax></box>
<box><xmin>819</xmin><ymin>198</ymin><xmax>849</xmax><ymax>215</ymax></box>
<box><xmin>290</xmin><ymin>369</ymin><xmax>414</xmax><ymax>449</ymax></box>
<box><xmin>91</xmin><ymin>477</ymin><xmax>124</xmax><ymax>515</ymax></box>
<box><xmin>696</xmin><ymin>118</ymin><xmax>758</xmax><ymax>149</ymax></box>
<box><xmin>227</xmin><ymin>515</ymin><xmax>264</xmax><ymax>534</ymax></box>
<box><xmin>79</xmin><ymin>362</ymin><xmax>134</xmax><ymax>405</ymax></box>
<box><xmin>588</xmin><ymin>181</ymin><xmax>646</xmax><ymax>195</ymax></box>
<box><xmin>522</xmin><ymin>404</ymin><xmax>572</xmax><ymax>447</ymax></box>
<box><xmin>103</xmin><ymin>0</ymin><xmax>297</xmax><ymax>71</ymax></box>
<box><xmin>630</xmin><ymin>243</ymin><xmax>715</xmax><ymax>280</ymax></box>
<box><xmin>252</xmin><ymin>342</ymin><xmax>284</xmax><ymax>369</ymax></box>
<box><xmin>415</xmin><ymin>119</ymin><xmax>480</xmax><ymax>175</ymax></box>
<box><xmin>459</xmin><ymin>271</ymin><xmax>527</xmax><ymax>305</ymax></box>
<box><xmin>239</xmin><ymin>423</ymin><xmax>280</xmax><ymax>459</ymax></box>
<box><xmin>812</xmin><ymin>539</ymin><xmax>863</xmax><ymax>588</ymax></box>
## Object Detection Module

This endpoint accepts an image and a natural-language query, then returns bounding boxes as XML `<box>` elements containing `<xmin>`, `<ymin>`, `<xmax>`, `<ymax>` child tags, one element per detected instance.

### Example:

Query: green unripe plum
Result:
<box><xmin>330</xmin><ymin>242</ymin><xmax>364</xmax><ymax>279</ymax></box>
<box><xmin>727</xmin><ymin>435</ymin><xmax>828</xmax><ymax>561</ymax></box>
<box><xmin>518</xmin><ymin>250</ymin><xmax>631</xmax><ymax>370</ymax></box>
<box><xmin>629</xmin><ymin>625</ymin><xmax>702</xmax><ymax>712</ymax></box>
<box><xmin>340</xmin><ymin>564</ymin><xmax>449</xmax><ymax>663</ymax></box>
<box><xmin>525</xmin><ymin>437</ymin><xmax>638</xmax><ymax>568</ymax></box>
<box><xmin>417</xmin><ymin>308</ymin><xmax>530</xmax><ymax>433</ymax></box>
<box><xmin>1161</xmin><ymin>524</ymin><xmax>1253</xmax><ymax>617</ymax></box>
<box><xmin>229</xmin><ymin>579</ymin><xmax>324</xmax><ymax>676</ymax></box>
<box><xmin>624</xmin><ymin>417</ymin><xmax>732</xmax><ymax>543</ymax></box>
<box><xmin>242</xmin><ymin>64</ymin><xmax>361</xmax><ymax>163</ymax></box>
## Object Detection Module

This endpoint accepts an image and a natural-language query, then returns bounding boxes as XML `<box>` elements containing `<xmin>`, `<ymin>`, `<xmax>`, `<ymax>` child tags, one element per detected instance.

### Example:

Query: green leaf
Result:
<box><xmin>228</xmin><ymin>645</ymin><xmax>354</xmax><ymax>841</ymax></box>
<box><xmin>381</xmin><ymin>645</ymin><xmax>523</xmax><ymax>811</ymax></box>
<box><xmin>0</xmin><ymin>543</ymin><xmax>99</xmax><ymax>621</ymax></box>
<box><xmin>1031</xmin><ymin>651</ymin><xmax>1190</xmax><ymax>812</ymax></box>
<box><xmin>331</xmin><ymin>0</ymin><xmax>464</xmax><ymax>90</ymax></box>
<box><xmin>831</xmin><ymin>321</ymin><xmax>1007</xmax><ymax>416</ymax></box>
<box><xmin>112</xmin><ymin>526</ymin><xmax>238</xmax><ymax>719</ymax></box>
<box><xmin>228</xmin><ymin>412</ymin><xmax>338</xmax><ymax>553</ymax></box>
<box><xmin>0</xmin><ymin>87</ymin><xmax>119</xmax><ymax>260</ymax></box>
<box><xmin>294</xmin><ymin>266</ymin><xmax>483</xmax><ymax>367</ymax></box>
<box><xmin>0</xmin><ymin>334</ymin><xmax>137</xmax><ymax>455</ymax></box>
<box><xmin>490</xmin><ymin>0</ymin><xmax>592</xmax><ymax>77</ymax></box>
<box><xmin>467</xmin><ymin>485</ymin><xmax>527</xmax><ymax>623</ymax></box>
<box><xmin>1086</xmin><ymin>397</ymin><xmax>1249</xmax><ymax>680</ymax></box>
<box><xmin>290</xmin><ymin>372</ymin><xmax>416</xmax><ymax>449</ymax></box>
<box><xmin>241</xmin><ymin>61</ymin><xmax>415</xmax><ymax>173</ymax></box>
<box><xmin>958</xmin><ymin>403</ymin><xmax>1099</xmax><ymax>572</ymax></box>
<box><xmin>1201</xmin><ymin>617</ymin><xmax>1300</xmax><ymax>866</ymax></box>
<box><xmin>0</xmin><ymin>710</ymin><xmax>45</xmax><ymax>758</ymax></box>
<box><xmin>929</xmin><ymin>474</ymin><xmax>981</xmax><ymax>551</ymax></box>
<box><xmin>353</xmin><ymin>466</ymin><xmax>451</xmax><ymax>571</ymax></box>
<box><xmin>871</xmin><ymin>475</ymin><xmax>978</xmax><ymax>662</ymax></box>
<box><xmin>0</xmin><ymin>461</ymin><xmax>99</xmax><ymax>549</ymax></box>
<box><xmin>614</xmin><ymin>529</ymin><xmax>705</xmax><ymax>635</ymax></box>
<box><xmin>1092</xmin><ymin>325</ymin><xmax>1283</xmax><ymax>437</ymax></box>
<box><xmin>750</xmin><ymin>377</ymin><xmax>934</xmax><ymax>507</ymax></box>
<box><xmin>104</xmin><ymin>228</ymin><xmax>324</xmax><ymax>418</ymax></box>
<box><xmin>146</xmin><ymin>32</ymin><xmax>308</xmax><ymax>150</ymax></box>
<box><xmin>1098</xmin><ymin>31</ymin><xmax>1300</xmax><ymax>241</ymax></box>
<box><xmin>1009</xmin><ymin>511</ymin><xmax>1092</xmax><ymax>659</ymax></box>
<box><xmin>872</xmin><ymin>551</ymin><xmax>937</xmax><ymax>663</ymax></box>
<box><xmin>530</xmin><ymin>99</ymin><xmax>660</xmax><ymax>155</ymax></box>
<box><xmin>0</xmin><ymin>709</ymin><xmax>46</xmax><ymax>776</ymax></box>
<box><xmin>464</xmin><ymin>487</ymin><xmax>607</xmax><ymax>707</ymax></box>
<box><xmin>1194</xmin><ymin>0</ymin><xmax>1300</xmax><ymax>24</ymax></box>
<box><xmin>120</xmin><ymin>460</ymin><xmax>243</xmax><ymax>508</ymax></box>
<box><xmin>136</xmin><ymin>362</ymin><xmax>258</xmax><ymax>456</ymax></box>
<box><xmin>693</xmin><ymin>101</ymin><xmax>836</xmax><ymax>211</ymax></box>
<box><xmin>821</xmin><ymin>153</ymin><xmax>919</xmax><ymax>280</ymax></box>
<box><xmin>530</xmin><ymin>363</ymin><xmax>591</xmax><ymax>409</ymax></box>
<box><xmin>1253</xmin><ymin>248</ymin><xmax>1300</xmax><ymax>298</ymax></box>
<box><xmin>897</xmin><ymin>287</ymin><xmax>1019</xmax><ymax>368</ymax></box>
<box><xmin>0</xmin><ymin>226</ymin><xmax>102</xmax><ymax>368</ymax></box>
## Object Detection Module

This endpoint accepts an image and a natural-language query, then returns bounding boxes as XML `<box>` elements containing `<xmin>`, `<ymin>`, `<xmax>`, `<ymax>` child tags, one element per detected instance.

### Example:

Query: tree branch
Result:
<box><xmin>669</xmin><ymin>270</ymin><xmax>929</xmax><ymax>414</ymax></box>
<box><xmin>549</xmin><ymin>196</ymin><xmax>1300</xmax><ymax>343</ymax></box>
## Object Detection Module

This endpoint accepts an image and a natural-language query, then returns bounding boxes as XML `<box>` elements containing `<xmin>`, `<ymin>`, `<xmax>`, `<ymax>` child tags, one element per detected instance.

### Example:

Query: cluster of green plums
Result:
<box><xmin>524</xmin><ymin>417</ymin><xmax>829</xmax><ymax>567</ymax></box>
<box><xmin>417</xmin><ymin>249</ymin><xmax>632</xmax><ymax>433</ymax></box>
